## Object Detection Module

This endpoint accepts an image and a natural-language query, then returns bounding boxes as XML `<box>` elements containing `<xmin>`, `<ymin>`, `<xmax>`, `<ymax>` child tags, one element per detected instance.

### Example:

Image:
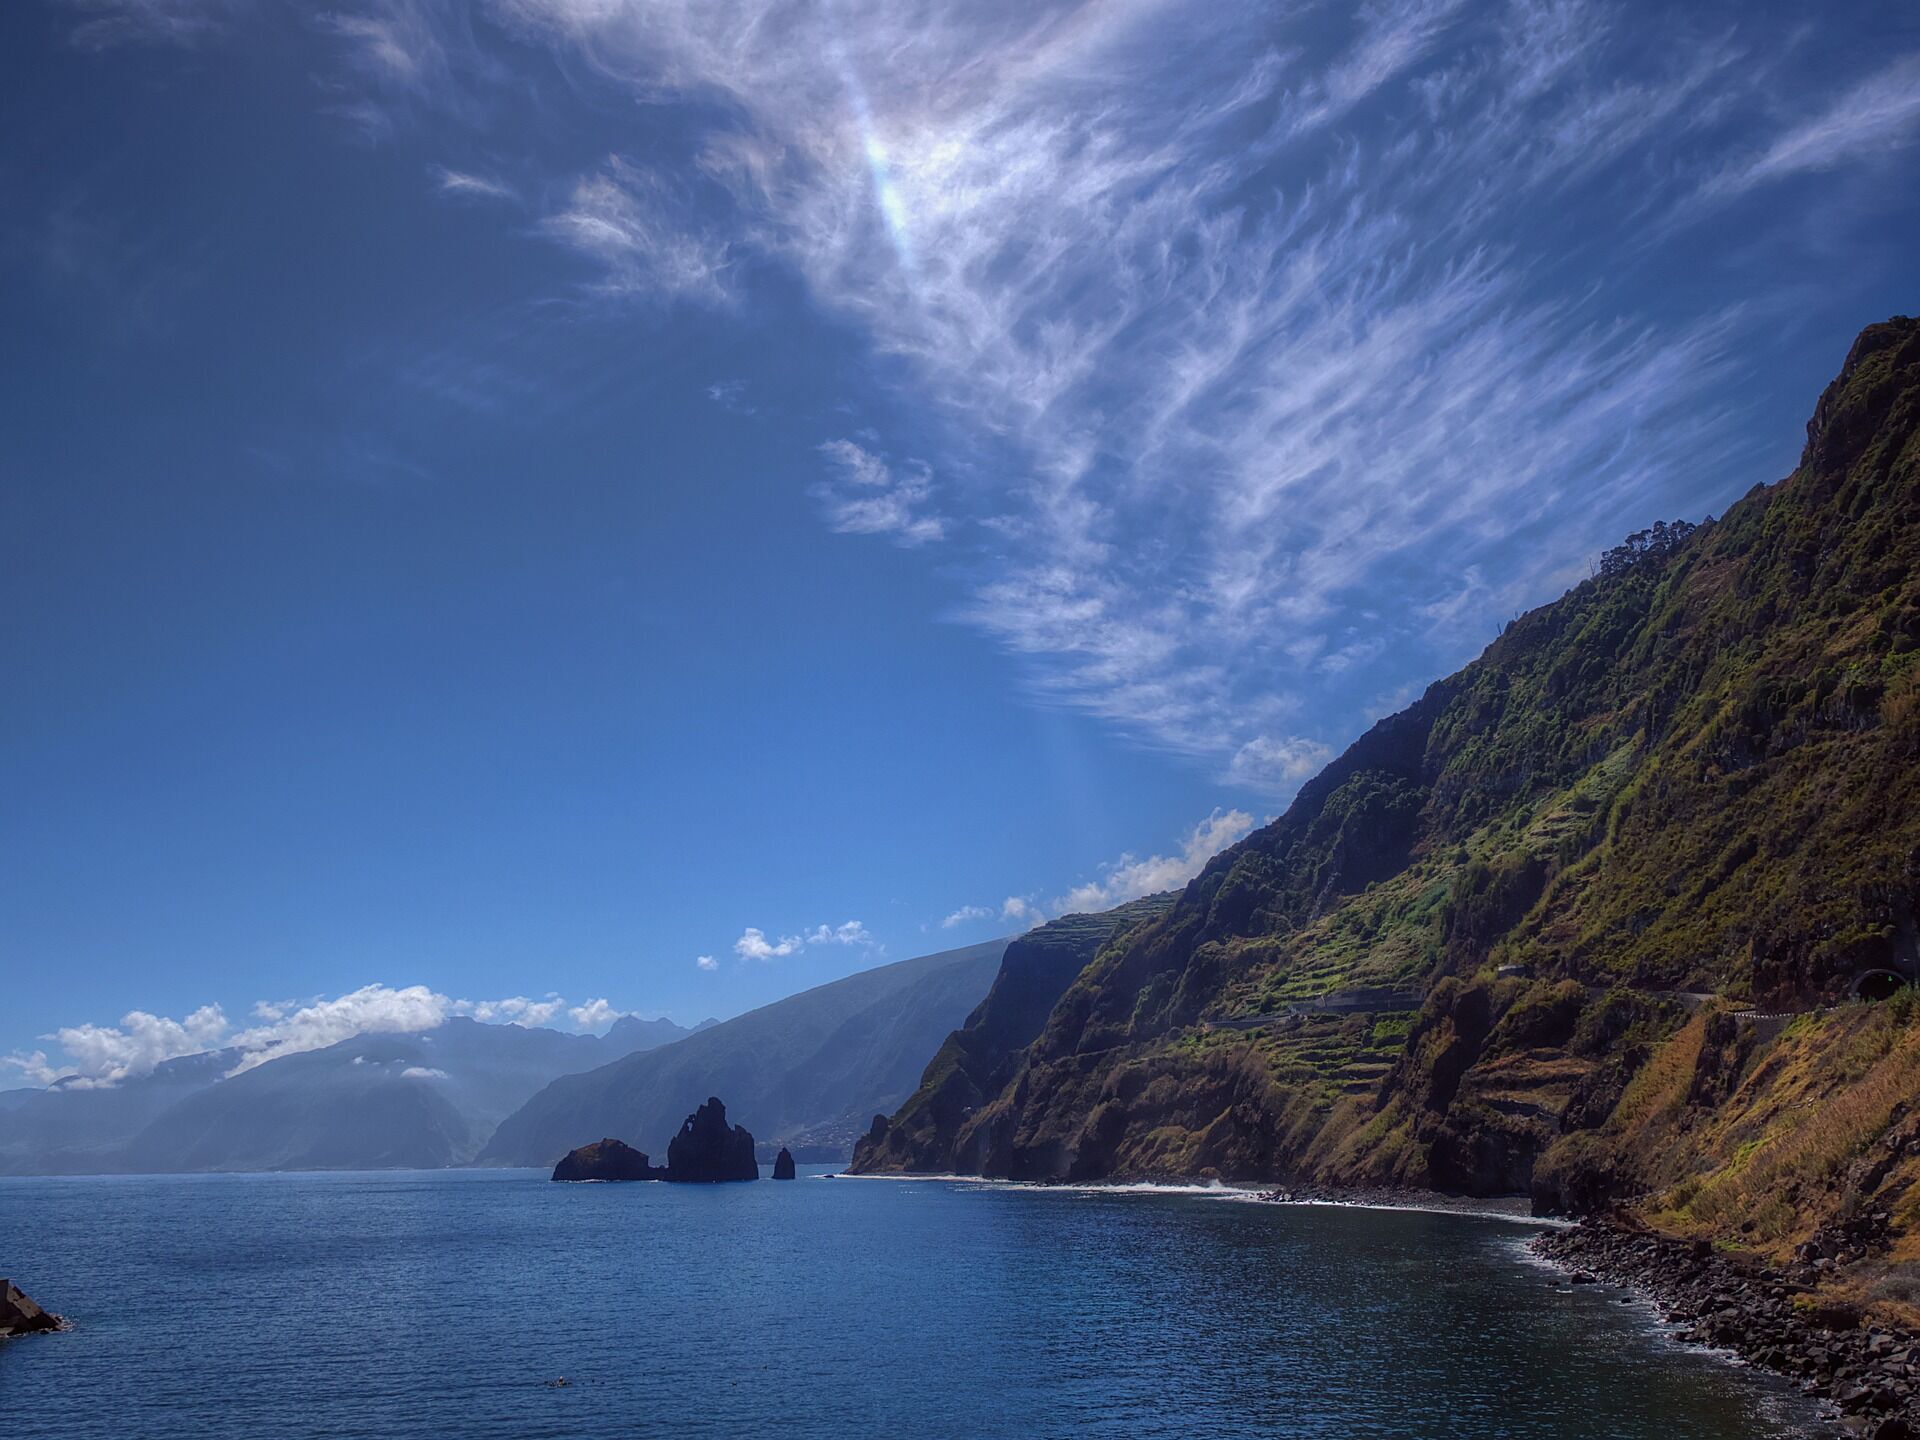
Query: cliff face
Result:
<box><xmin>552</xmin><ymin>1137</ymin><xmax>665</xmax><ymax>1182</ymax></box>
<box><xmin>850</xmin><ymin>896</ymin><xmax>1174</xmax><ymax>1174</ymax></box>
<box><xmin>665</xmin><ymin>1097</ymin><xmax>758</xmax><ymax>1182</ymax></box>
<box><xmin>860</xmin><ymin>318</ymin><xmax>1920</xmax><ymax>1314</ymax></box>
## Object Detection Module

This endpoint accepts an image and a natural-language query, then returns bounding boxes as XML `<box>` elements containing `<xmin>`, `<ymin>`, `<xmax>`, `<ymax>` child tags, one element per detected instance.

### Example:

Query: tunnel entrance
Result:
<box><xmin>1855</xmin><ymin>969</ymin><xmax>1906</xmax><ymax>1003</ymax></box>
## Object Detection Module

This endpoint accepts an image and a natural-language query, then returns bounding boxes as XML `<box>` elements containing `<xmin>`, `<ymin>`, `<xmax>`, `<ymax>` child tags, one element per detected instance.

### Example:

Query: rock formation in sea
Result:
<box><xmin>772</xmin><ymin>1147</ymin><xmax>796</xmax><ymax>1180</ymax></box>
<box><xmin>551</xmin><ymin>1137</ymin><xmax>666</xmax><ymax>1182</ymax></box>
<box><xmin>665</xmin><ymin>1097</ymin><xmax>759</xmax><ymax>1182</ymax></box>
<box><xmin>0</xmin><ymin>1280</ymin><xmax>64</xmax><ymax>1337</ymax></box>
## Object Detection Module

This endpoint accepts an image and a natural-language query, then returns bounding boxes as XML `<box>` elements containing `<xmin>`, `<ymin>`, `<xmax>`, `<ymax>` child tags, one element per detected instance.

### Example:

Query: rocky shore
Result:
<box><xmin>1532</xmin><ymin>1223</ymin><xmax>1919</xmax><ymax>1438</ymax></box>
<box><xmin>1256</xmin><ymin>1182</ymin><xmax>1537</xmax><ymax>1220</ymax></box>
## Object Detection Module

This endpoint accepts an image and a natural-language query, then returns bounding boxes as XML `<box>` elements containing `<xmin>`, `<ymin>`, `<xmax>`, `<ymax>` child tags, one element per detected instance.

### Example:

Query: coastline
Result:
<box><xmin>836</xmin><ymin>1169</ymin><xmax>1563</xmax><ymax>1226</ymax></box>
<box><xmin>1529</xmin><ymin>1223</ymin><xmax>1920</xmax><ymax>1438</ymax></box>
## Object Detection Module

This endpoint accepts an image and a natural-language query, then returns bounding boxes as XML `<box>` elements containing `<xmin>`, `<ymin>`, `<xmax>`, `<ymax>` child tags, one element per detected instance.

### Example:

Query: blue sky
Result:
<box><xmin>3</xmin><ymin>0</ymin><xmax>1917</xmax><ymax>1086</ymax></box>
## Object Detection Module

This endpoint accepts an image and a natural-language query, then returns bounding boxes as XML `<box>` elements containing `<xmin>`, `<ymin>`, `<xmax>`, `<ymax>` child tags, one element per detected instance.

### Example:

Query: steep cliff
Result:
<box><xmin>849</xmin><ymin>896</ymin><xmax>1174</xmax><ymax>1173</ymax></box>
<box><xmin>858</xmin><ymin>318</ymin><xmax>1920</xmax><ymax>1311</ymax></box>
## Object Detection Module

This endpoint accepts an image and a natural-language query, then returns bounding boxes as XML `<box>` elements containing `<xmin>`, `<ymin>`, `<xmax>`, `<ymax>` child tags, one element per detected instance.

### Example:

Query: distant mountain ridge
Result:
<box><xmin>479</xmin><ymin>939</ymin><xmax>1010</xmax><ymax>1166</ymax></box>
<box><xmin>0</xmin><ymin>1014</ymin><xmax>694</xmax><ymax>1175</ymax></box>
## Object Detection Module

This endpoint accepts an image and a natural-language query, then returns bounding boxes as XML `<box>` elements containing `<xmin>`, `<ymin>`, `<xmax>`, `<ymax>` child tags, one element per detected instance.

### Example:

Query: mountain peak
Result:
<box><xmin>1801</xmin><ymin>314</ymin><xmax>1918</xmax><ymax>478</ymax></box>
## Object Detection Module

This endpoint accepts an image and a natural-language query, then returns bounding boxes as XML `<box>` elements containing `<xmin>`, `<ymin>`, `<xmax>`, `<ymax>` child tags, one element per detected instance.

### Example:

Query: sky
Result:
<box><xmin>2</xmin><ymin>0</ymin><xmax>1917</xmax><ymax>1087</ymax></box>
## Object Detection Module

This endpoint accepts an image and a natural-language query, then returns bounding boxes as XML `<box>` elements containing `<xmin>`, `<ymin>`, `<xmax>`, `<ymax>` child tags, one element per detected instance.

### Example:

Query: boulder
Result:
<box><xmin>551</xmin><ymin>1137</ymin><xmax>666</xmax><ymax>1182</ymax></box>
<box><xmin>0</xmin><ymin>1280</ymin><xmax>63</xmax><ymax>1338</ymax></box>
<box><xmin>665</xmin><ymin>1097</ymin><xmax>759</xmax><ymax>1182</ymax></box>
<box><xmin>772</xmin><ymin>1147</ymin><xmax>797</xmax><ymax>1180</ymax></box>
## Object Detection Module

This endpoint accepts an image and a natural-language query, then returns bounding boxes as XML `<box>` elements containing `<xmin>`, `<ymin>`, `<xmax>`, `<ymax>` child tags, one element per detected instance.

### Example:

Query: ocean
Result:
<box><xmin>0</xmin><ymin>1168</ymin><xmax>1821</xmax><ymax>1437</ymax></box>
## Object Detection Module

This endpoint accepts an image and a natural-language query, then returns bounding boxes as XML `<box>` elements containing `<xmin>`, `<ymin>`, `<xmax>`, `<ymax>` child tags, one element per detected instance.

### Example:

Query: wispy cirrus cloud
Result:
<box><xmin>139</xmin><ymin>2</ymin><xmax>1913</xmax><ymax>800</ymax></box>
<box><xmin>540</xmin><ymin>157</ymin><xmax>735</xmax><ymax>303</ymax></box>
<box><xmin>477</xmin><ymin>0</ymin><xmax>1852</xmax><ymax>794</ymax></box>
<box><xmin>1710</xmin><ymin>52</ymin><xmax>1920</xmax><ymax>196</ymax></box>
<box><xmin>58</xmin><ymin>0</ymin><xmax>239</xmax><ymax>50</ymax></box>
<box><xmin>813</xmin><ymin>439</ymin><xmax>945</xmax><ymax>545</ymax></box>
<box><xmin>431</xmin><ymin>166</ymin><xmax>517</xmax><ymax>203</ymax></box>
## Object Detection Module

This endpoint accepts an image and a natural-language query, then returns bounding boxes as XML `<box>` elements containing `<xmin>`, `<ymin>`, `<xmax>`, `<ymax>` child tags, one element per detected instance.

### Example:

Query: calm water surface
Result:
<box><xmin>0</xmin><ymin>1169</ymin><xmax>1821</xmax><ymax>1438</ymax></box>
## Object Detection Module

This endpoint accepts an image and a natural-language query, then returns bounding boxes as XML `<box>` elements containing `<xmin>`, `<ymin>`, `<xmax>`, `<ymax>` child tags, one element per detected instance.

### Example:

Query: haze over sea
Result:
<box><xmin>2</xmin><ymin>1170</ymin><xmax>1815</xmax><ymax>1438</ymax></box>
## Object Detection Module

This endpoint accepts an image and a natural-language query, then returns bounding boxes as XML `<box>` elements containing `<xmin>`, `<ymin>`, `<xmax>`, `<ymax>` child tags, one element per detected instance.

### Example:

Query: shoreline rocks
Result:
<box><xmin>665</xmin><ymin>1098</ymin><xmax>759</xmax><ymax>1183</ymax></box>
<box><xmin>1532</xmin><ymin>1222</ymin><xmax>1920</xmax><ymax>1437</ymax></box>
<box><xmin>552</xmin><ymin>1137</ymin><xmax>666</xmax><ymax>1183</ymax></box>
<box><xmin>1</xmin><ymin>1280</ymin><xmax>65</xmax><ymax>1338</ymax></box>
<box><xmin>772</xmin><ymin>1147</ymin><xmax>796</xmax><ymax>1180</ymax></box>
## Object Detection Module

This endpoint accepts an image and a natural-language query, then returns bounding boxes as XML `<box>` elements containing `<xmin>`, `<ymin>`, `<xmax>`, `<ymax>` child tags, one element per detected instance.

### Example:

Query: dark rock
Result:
<box><xmin>772</xmin><ymin>1147</ymin><xmax>797</xmax><ymax>1180</ymax></box>
<box><xmin>665</xmin><ymin>1097</ymin><xmax>759</xmax><ymax>1182</ymax></box>
<box><xmin>551</xmin><ymin>1137</ymin><xmax>665</xmax><ymax>1182</ymax></box>
<box><xmin>0</xmin><ymin>1280</ymin><xmax>64</xmax><ymax>1338</ymax></box>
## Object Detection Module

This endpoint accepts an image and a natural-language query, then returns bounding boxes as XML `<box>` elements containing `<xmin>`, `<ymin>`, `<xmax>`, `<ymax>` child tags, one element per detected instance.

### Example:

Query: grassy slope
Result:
<box><xmin>923</xmin><ymin>317</ymin><xmax>1920</xmax><ymax>1317</ymax></box>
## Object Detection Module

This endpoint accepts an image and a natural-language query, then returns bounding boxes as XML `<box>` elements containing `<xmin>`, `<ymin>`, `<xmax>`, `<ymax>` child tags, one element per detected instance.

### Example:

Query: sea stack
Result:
<box><xmin>665</xmin><ymin>1097</ymin><xmax>759</xmax><ymax>1182</ymax></box>
<box><xmin>772</xmin><ymin>1147</ymin><xmax>796</xmax><ymax>1180</ymax></box>
<box><xmin>551</xmin><ymin>1137</ymin><xmax>666</xmax><ymax>1182</ymax></box>
<box><xmin>0</xmin><ymin>1280</ymin><xmax>64</xmax><ymax>1338</ymax></box>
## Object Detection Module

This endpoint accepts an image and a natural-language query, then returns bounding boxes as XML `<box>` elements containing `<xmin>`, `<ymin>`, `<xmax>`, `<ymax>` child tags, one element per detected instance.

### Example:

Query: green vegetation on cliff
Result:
<box><xmin>851</xmin><ymin>895</ymin><xmax>1174</xmax><ymax>1173</ymax></box>
<box><xmin>858</xmin><ymin>317</ymin><xmax>1920</xmax><ymax>1320</ymax></box>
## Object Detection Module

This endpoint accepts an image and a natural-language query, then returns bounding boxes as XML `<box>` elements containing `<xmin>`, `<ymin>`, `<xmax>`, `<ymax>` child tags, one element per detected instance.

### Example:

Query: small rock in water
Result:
<box><xmin>0</xmin><ymin>1280</ymin><xmax>64</xmax><ymax>1338</ymax></box>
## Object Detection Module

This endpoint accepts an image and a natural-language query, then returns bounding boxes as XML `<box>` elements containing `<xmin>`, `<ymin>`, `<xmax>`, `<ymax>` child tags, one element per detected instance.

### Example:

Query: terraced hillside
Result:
<box><xmin>854</xmin><ymin>317</ymin><xmax>1920</xmax><ymax>1317</ymax></box>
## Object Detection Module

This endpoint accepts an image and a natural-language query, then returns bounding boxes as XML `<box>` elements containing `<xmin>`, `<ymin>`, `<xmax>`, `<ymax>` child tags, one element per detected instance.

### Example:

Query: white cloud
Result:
<box><xmin>950</xmin><ymin>809</ymin><xmax>1259</xmax><ymax>934</ymax></box>
<box><xmin>567</xmin><ymin>997</ymin><xmax>626</xmax><ymax>1031</ymax></box>
<box><xmin>803</xmin><ymin>920</ymin><xmax>876</xmax><ymax>947</ymax></box>
<box><xmin>227</xmin><ymin>984</ymin><xmax>453</xmax><ymax>1072</ymax></box>
<box><xmin>1052</xmin><ymin>808</ymin><xmax>1256</xmax><ymax>914</ymax></box>
<box><xmin>59</xmin><ymin>0</ymin><xmax>236</xmax><ymax>50</ymax></box>
<box><xmin>5</xmin><ymin>982</ymin><xmax>634</xmax><ymax>1088</ymax></box>
<box><xmin>2</xmin><ymin>1004</ymin><xmax>231</xmax><ymax>1089</ymax></box>
<box><xmin>734</xmin><ymin>926</ymin><xmax>802</xmax><ymax>961</ymax></box>
<box><xmin>731</xmin><ymin>919</ymin><xmax>876</xmax><ymax>962</ymax></box>
<box><xmin>452</xmin><ymin>994</ymin><xmax>568</xmax><ymax>1028</ymax></box>
<box><xmin>1716</xmin><ymin>54</ymin><xmax>1920</xmax><ymax>195</ymax></box>
<box><xmin>541</xmin><ymin>157</ymin><xmax>733</xmax><ymax>302</ymax></box>
<box><xmin>400</xmin><ymin>1066</ymin><xmax>449</xmax><ymax>1080</ymax></box>
<box><xmin>431</xmin><ymin>166</ymin><xmax>516</xmax><ymax>202</ymax></box>
<box><xmin>478</xmin><ymin>0</ymin><xmax>1814</xmax><ymax>802</ymax></box>
<box><xmin>1</xmin><ymin>1051</ymin><xmax>69</xmax><ymax>1088</ymax></box>
<box><xmin>695</xmin><ymin>954</ymin><xmax>719</xmax><ymax>972</ymax></box>
<box><xmin>1000</xmin><ymin>896</ymin><xmax>1045</xmax><ymax>931</ymax></box>
<box><xmin>1227</xmin><ymin>736</ymin><xmax>1335</xmax><ymax>792</ymax></box>
<box><xmin>706</xmin><ymin>379</ymin><xmax>754</xmax><ymax>413</ymax></box>
<box><xmin>813</xmin><ymin>440</ymin><xmax>945</xmax><ymax>546</ymax></box>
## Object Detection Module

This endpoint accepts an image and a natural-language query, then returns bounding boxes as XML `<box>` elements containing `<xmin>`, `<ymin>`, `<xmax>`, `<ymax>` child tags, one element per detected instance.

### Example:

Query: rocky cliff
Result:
<box><xmin>849</xmin><ymin>895</ymin><xmax>1174</xmax><ymax>1173</ymax></box>
<box><xmin>0</xmin><ymin>1280</ymin><xmax>64</xmax><ymax>1338</ymax></box>
<box><xmin>665</xmin><ymin>1097</ymin><xmax>758</xmax><ymax>1182</ymax></box>
<box><xmin>856</xmin><ymin>317</ymin><xmax>1920</xmax><ymax>1322</ymax></box>
<box><xmin>551</xmin><ymin>1137</ymin><xmax>665</xmax><ymax>1182</ymax></box>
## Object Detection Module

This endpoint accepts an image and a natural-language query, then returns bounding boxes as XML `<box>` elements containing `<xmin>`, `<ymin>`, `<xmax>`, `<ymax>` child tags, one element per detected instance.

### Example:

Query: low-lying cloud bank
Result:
<box><xmin>3</xmin><ymin>983</ymin><xmax>650</xmax><ymax>1090</ymax></box>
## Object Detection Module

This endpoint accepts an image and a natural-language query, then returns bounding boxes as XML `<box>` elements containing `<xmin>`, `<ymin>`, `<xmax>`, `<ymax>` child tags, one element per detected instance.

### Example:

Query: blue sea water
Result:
<box><xmin>0</xmin><ymin>1168</ymin><xmax>1822</xmax><ymax>1438</ymax></box>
